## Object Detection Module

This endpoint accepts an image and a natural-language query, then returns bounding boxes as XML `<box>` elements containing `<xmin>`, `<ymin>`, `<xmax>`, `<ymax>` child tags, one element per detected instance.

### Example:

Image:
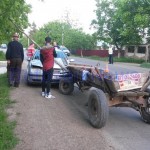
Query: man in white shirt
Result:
<box><xmin>108</xmin><ymin>45</ymin><xmax>113</xmax><ymax>64</ymax></box>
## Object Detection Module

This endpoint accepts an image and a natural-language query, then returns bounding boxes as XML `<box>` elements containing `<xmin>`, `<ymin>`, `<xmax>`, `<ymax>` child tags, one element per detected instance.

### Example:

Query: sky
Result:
<box><xmin>25</xmin><ymin>0</ymin><xmax>96</xmax><ymax>34</ymax></box>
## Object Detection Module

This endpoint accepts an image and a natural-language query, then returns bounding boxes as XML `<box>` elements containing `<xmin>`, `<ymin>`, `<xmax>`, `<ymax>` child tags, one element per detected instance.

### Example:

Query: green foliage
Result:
<box><xmin>0</xmin><ymin>74</ymin><xmax>18</xmax><ymax>150</ymax></box>
<box><xmin>0</xmin><ymin>0</ymin><xmax>31</xmax><ymax>43</ymax></box>
<box><xmin>0</xmin><ymin>51</ymin><xmax>5</xmax><ymax>61</ymax></box>
<box><xmin>92</xmin><ymin>0</ymin><xmax>150</xmax><ymax>49</ymax></box>
<box><xmin>21</xmin><ymin>21</ymin><xmax>96</xmax><ymax>50</ymax></box>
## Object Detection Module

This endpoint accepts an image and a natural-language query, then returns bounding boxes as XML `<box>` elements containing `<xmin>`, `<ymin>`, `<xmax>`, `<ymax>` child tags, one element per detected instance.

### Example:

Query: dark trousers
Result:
<box><xmin>8</xmin><ymin>58</ymin><xmax>22</xmax><ymax>85</ymax></box>
<box><xmin>109</xmin><ymin>54</ymin><xmax>113</xmax><ymax>64</ymax></box>
<box><xmin>42</xmin><ymin>68</ymin><xmax>53</xmax><ymax>94</ymax></box>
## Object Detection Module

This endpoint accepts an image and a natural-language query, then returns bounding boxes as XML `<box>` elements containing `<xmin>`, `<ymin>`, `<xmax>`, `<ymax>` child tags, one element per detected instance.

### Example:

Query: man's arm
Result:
<box><xmin>6</xmin><ymin>42</ymin><xmax>11</xmax><ymax>61</ymax></box>
<box><xmin>21</xmin><ymin>45</ymin><xmax>24</xmax><ymax>62</ymax></box>
<box><xmin>53</xmin><ymin>48</ymin><xmax>57</xmax><ymax>58</ymax></box>
<box><xmin>40</xmin><ymin>52</ymin><xmax>44</xmax><ymax>64</ymax></box>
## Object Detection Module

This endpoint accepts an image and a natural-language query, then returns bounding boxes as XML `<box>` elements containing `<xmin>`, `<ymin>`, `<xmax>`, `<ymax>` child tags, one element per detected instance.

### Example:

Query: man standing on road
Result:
<box><xmin>108</xmin><ymin>45</ymin><xmax>113</xmax><ymax>64</ymax></box>
<box><xmin>6</xmin><ymin>33</ymin><xmax>24</xmax><ymax>87</ymax></box>
<box><xmin>40</xmin><ymin>36</ymin><xmax>57</xmax><ymax>98</ymax></box>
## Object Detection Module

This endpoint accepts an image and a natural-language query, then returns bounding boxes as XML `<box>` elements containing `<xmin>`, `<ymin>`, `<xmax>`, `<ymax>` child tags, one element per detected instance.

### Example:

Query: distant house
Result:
<box><xmin>126</xmin><ymin>44</ymin><xmax>150</xmax><ymax>62</ymax></box>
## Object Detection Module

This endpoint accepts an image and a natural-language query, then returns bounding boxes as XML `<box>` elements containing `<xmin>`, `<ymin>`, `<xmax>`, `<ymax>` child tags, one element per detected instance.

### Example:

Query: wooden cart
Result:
<box><xmin>59</xmin><ymin>63</ymin><xmax>150</xmax><ymax>128</ymax></box>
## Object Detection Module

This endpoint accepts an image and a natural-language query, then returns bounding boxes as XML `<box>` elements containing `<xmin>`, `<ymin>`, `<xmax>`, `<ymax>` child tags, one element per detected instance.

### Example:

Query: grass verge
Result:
<box><xmin>85</xmin><ymin>56</ymin><xmax>145</xmax><ymax>64</ymax></box>
<box><xmin>0</xmin><ymin>51</ymin><xmax>5</xmax><ymax>61</ymax></box>
<box><xmin>0</xmin><ymin>73</ymin><xmax>18</xmax><ymax>150</ymax></box>
<box><xmin>140</xmin><ymin>63</ymin><xmax>150</xmax><ymax>68</ymax></box>
<box><xmin>74</xmin><ymin>55</ymin><xmax>145</xmax><ymax>64</ymax></box>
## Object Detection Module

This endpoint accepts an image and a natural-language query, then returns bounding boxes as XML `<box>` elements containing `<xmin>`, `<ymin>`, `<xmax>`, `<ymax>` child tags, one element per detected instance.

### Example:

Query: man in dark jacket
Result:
<box><xmin>6</xmin><ymin>33</ymin><xmax>24</xmax><ymax>87</ymax></box>
<box><xmin>40</xmin><ymin>37</ymin><xmax>57</xmax><ymax>98</ymax></box>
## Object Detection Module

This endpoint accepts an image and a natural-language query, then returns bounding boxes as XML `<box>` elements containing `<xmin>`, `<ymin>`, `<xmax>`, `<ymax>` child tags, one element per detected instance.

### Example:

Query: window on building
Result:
<box><xmin>128</xmin><ymin>46</ymin><xmax>134</xmax><ymax>53</ymax></box>
<box><xmin>138</xmin><ymin>46</ymin><xmax>146</xmax><ymax>54</ymax></box>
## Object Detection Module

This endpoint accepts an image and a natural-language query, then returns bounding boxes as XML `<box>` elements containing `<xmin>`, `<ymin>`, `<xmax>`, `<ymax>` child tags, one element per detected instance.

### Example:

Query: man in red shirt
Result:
<box><xmin>40</xmin><ymin>37</ymin><xmax>57</xmax><ymax>98</ymax></box>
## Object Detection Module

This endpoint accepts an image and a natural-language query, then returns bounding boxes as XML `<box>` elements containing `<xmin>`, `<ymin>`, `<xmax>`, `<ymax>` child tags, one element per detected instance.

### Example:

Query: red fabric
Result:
<box><xmin>41</xmin><ymin>48</ymin><xmax>55</xmax><ymax>71</ymax></box>
<box><xmin>27</xmin><ymin>44</ymin><xmax>35</xmax><ymax>57</ymax></box>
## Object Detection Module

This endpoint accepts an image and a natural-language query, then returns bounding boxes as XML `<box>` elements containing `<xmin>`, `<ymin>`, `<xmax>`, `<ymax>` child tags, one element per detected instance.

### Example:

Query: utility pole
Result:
<box><xmin>62</xmin><ymin>24</ymin><xmax>64</xmax><ymax>45</ymax></box>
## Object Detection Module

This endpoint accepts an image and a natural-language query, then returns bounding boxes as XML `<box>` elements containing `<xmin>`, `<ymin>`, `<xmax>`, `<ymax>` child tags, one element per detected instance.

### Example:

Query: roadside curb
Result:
<box><xmin>0</xmin><ymin>67</ymin><xmax>7</xmax><ymax>74</ymax></box>
<box><xmin>0</xmin><ymin>61</ymin><xmax>7</xmax><ymax>63</ymax></box>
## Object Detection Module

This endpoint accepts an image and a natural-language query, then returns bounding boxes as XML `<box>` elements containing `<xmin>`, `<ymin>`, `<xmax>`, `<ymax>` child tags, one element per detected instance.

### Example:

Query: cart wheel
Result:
<box><xmin>140</xmin><ymin>97</ymin><xmax>150</xmax><ymax>123</ymax></box>
<box><xmin>88</xmin><ymin>88</ymin><xmax>109</xmax><ymax>128</ymax></box>
<box><xmin>59</xmin><ymin>78</ymin><xmax>74</xmax><ymax>95</ymax></box>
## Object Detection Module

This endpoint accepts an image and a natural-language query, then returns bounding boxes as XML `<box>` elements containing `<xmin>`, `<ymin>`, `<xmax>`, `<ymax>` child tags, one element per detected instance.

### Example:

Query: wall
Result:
<box><xmin>76</xmin><ymin>49</ymin><xmax>118</xmax><ymax>57</ymax></box>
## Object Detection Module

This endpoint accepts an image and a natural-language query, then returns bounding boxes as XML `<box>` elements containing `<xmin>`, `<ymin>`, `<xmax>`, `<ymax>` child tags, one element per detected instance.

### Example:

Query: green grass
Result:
<box><xmin>77</xmin><ymin>55</ymin><xmax>145</xmax><ymax>64</ymax></box>
<box><xmin>113</xmin><ymin>57</ymin><xmax>145</xmax><ymax>64</ymax></box>
<box><xmin>0</xmin><ymin>51</ymin><xmax>5</xmax><ymax>61</ymax></box>
<box><xmin>85</xmin><ymin>56</ymin><xmax>108</xmax><ymax>61</ymax></box>
<box><xmin>140</xmin><ymin>63</ymin><xmax>150</xmax><ymax>68</ymax></box>
<box><xmin>0</xmin><ymin>74</ymin><xmax>18</xmax><ymax>150</ymax></box>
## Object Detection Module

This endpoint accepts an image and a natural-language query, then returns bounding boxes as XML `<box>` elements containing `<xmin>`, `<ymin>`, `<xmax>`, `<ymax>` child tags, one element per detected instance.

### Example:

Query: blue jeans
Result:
<box><xmin>109</xmin><ymin>54</ymin><xmax>113</xmax><ymax>64</ymax></box>
<box><xmin>42</xmin><ymin>68</ymin><xmax>53</xmax><ymax>94</ymax></box>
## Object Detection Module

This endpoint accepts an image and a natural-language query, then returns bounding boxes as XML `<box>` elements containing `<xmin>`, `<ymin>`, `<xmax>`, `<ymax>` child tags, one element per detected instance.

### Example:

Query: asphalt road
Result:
<box><xmin>7</xmin><ymin>57</ymin><xmax>150</xmax><ymax>150</ymax></box>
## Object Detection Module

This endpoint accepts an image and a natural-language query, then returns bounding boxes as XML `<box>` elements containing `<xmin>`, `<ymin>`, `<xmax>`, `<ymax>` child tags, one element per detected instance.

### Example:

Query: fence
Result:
<box><xmin>75</xmin><ymin>49</ymin><xmax>118</xmax><ymax>57</ymax></box>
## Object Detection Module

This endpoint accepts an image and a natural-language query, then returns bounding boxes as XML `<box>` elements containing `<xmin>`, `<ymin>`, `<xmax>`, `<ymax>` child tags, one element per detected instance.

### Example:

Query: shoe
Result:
<box><xmin>45</xmin><ymin>93</ymin><xmax>52</xmax><ymax>99</ymax></box>
<box><xmin>14</xmin><ymin>83</ymin><xmax>19</xmax><ymax>87</ymax></box>
<box><xmin>45</xmin><ymin>93</ymin><xmax>55</xmax><ymax>99</ymax></box>
<box><xmin>9</xmin><ymin>83</ymin><xmax>13</xmax><ymax>87</ymax></box>
<box><xmin>41</xmin><ymin>92</ymin><xmax>45</xmax><ymax>97</ymax></box>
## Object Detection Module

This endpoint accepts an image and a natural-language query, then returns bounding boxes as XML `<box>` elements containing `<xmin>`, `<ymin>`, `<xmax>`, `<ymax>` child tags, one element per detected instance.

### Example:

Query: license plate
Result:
<box><xmin>52</xmin><ymin>76</ymin><xmax>59</xmax><ymax>79</ymax></box>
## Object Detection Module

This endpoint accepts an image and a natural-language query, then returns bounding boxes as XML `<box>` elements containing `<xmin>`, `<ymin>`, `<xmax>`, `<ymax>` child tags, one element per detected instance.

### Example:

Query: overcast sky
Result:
<box><xmin>25</xmin><ymin>0</ymin><xmax>96</xmax><ymax>34</ymax></box>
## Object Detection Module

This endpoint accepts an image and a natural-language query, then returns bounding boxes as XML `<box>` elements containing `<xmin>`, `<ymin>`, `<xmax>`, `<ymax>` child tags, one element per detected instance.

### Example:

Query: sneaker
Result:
<box><xmin>45</xmin><ymin>93</ymin><xmax>55</xmax><ymax>99</ymax></box>
<box><xmin>41</xmin><ymin>92</ymin><xmax>45</xmax><ymax>97</ymax></box>
<box><xmin>14</xmin><ymin>84</ymin><xmax>19</xmax><ymax>87</ymax></box>
<box><xmin>45</xmin><ymin>93</ymin><xmax>52</xmax><ymax>99</ymax></box>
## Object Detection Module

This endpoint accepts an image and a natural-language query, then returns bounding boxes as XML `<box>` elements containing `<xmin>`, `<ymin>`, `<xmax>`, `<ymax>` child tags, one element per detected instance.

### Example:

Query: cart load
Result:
<box><xmin>59</xmin><ymin>63</ymin><xmax>150</xmax><ymax>128</ymax></box>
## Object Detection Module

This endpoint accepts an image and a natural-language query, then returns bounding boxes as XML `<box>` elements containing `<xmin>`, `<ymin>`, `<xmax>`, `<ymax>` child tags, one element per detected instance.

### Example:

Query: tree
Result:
<box><xmin>29</xmin><ymin>22</ymin><xmax>37</xmax><ymax>38</ymax></box>
<box><xmin>0</xmin><ymin>0</ymin><xmax>32</xmax><ymax>43</ymax></box>
<box><xmin>27</xmin><ymin>21</ymin><xmax>96</xmax><ymax>50</ymax></box>
<box><xmin>92</xmin><ymin>0</ymin><xmax>150</xmax><ymax>51</ymax></box>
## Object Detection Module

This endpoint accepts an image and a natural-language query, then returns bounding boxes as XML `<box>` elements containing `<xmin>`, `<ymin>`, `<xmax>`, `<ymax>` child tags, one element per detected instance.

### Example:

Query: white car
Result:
<box><xmin>26</xmin><ymin>49</ymin><xmax>73</xmax><ymax>85</ymax></box>
<box><xmin>59</xmin><ymin>46</ymin><xmax>71</xmax><ymax>56</ymax></box>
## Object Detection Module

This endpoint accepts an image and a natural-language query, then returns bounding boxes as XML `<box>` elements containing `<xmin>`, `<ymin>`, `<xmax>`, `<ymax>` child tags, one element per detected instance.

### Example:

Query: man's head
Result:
<box><xmin>45</xmin><ymin>36</ymin><xmax>51</xmax><ymax>43</ymax></box>
<box><xmin>12</xmin><ymin>33</ymin><xmax>19</xmax><ymax>41</ymax></box>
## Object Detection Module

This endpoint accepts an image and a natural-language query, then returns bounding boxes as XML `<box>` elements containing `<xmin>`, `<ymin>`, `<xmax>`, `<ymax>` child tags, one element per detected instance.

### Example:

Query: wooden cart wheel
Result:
<box><xmin>140</xmin><ymin>97</ymin><xmax>150</xmax><ymax>124</ymax></box>
<box><xmin>59</xmin><ymin>78</ymin><xmax>74</xmax><ymax>95</ymax></box>
<box><xmin>88</xmin><ymin>87</ymin><xmax>109</xmax><ymax>128</ymax></box>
